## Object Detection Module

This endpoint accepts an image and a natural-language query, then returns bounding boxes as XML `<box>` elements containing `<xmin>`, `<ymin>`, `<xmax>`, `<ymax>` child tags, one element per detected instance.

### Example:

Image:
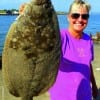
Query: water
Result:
<box><xmin>0</xmin><ymin>13</ymin><xmax>100</xmax><ymax>55</ymax></box>
<box><xmin>0</xmin><ymin>15</ymin><xmax>17</xmax><ymax>55</ymax></box>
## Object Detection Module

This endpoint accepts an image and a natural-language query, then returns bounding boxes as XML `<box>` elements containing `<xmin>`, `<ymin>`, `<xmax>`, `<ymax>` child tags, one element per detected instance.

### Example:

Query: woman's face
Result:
<box><xmin>68</xmin><ymin>5</ymin><xmax>89</xmax><ymax>33</ymax></box>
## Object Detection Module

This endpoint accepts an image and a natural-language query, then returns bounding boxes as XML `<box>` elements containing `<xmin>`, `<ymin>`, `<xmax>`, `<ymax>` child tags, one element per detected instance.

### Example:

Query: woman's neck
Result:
<box><xmin>68</xmin><ymin>28</ymin><xmax>83</xmax><ymax>39</ymax></box>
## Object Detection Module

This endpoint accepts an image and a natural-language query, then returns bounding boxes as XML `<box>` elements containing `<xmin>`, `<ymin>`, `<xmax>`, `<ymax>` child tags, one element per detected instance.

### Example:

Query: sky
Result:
<box><xmin>0</xmin><ymin>0</ymin><xmax>100</xmax><ymax>13</ymax></box>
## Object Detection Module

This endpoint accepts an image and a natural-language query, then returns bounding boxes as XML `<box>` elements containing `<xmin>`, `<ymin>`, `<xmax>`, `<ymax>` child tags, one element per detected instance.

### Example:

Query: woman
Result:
<box><xmin>49</xmin><ymin>0</ymin><xmax>98</xmax><ymax>100</ymax></box>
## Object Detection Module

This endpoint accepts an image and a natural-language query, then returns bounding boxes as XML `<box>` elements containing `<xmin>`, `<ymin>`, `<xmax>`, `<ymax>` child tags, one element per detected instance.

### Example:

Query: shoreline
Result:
<box><xmin>0</xmin><ymin>14</ymin><xmax>19</xmax><ymax>16</ymax></box>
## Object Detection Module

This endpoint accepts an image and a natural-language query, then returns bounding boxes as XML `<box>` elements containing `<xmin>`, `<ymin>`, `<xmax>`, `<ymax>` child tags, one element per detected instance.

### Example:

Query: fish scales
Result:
<box><xmin>2</xmin><ymin>0</ymin><xmax>61</xmax><ymax>100</ymax></box>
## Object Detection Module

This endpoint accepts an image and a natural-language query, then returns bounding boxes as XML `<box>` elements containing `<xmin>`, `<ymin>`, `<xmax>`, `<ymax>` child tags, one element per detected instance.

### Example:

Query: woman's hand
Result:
<box><xmin>19</xmin><ymin>3</ymin><xmax>26</xmax><ymax>14</ymax></box>
<box><xmin>93</xmin><ymin>88</ymin><xmax>100</xmax><ymax>100</ymax></box>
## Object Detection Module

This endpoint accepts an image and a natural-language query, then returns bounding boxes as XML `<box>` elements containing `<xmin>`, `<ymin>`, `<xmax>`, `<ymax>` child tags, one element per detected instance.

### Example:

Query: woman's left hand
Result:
<box><xmin>93</xmin><ymin>88</ymin><xmax>100</xmax><ymax>100</ymax></box>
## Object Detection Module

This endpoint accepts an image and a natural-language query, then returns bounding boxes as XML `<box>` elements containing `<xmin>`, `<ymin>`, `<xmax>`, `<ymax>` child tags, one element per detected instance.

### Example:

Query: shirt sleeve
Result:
<box><xmin>91</xmin><ymin>40</ymin><xmax>94</xmax><ymax>61</ymax></box>
<box><xmin>60</xmin><ymin>29</ymin><xmax>67</xmax><ymax>56</ymax></box>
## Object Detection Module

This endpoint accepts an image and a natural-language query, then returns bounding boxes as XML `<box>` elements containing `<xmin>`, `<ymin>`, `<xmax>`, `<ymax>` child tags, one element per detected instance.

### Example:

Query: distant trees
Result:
<box><xmin>0</xmin><ymin>9</ymin><xmax>19</xmax><ymax>15</ymax></box>
<box><xmin>6</xmin><ymin>10</ymin><xmax>12</xmax><ymax>15</ymax></box>
<box><xmin>0</xmin><ymin>9</ymin><xmax>67</xmax><ymax>15</ymax></box>
<box><xmin>0</xmin><ymin>9</ymin><xmax>6</xmax><ymax>14</ymax></box>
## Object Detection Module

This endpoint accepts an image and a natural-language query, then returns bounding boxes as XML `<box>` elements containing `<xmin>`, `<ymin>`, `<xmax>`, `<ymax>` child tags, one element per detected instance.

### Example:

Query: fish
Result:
<box><xmin>2</xmin><ymin>0</ymin><xmax>61</xmax><ymax>100</ymax></box>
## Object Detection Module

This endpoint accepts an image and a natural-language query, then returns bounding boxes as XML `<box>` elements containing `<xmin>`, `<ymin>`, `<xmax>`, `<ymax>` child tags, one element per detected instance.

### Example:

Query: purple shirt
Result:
<box><xmin>49</xmin><ymin>29</ymin><xmax>94</xmax><ymax>100</ymax></box>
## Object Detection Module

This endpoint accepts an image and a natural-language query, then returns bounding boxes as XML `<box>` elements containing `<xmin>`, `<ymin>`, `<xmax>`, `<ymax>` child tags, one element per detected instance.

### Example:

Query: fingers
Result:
<box><xmin>19</xmin><ymin>3</ymin><xmax>26</xmax><ymax>14</ymax></box>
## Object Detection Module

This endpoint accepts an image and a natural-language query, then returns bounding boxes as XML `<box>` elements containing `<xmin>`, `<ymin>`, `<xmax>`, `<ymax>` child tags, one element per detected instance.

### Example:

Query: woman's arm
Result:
<box><xmin>90</xmin><ymin>63</ymin><xmax>98</xmax><ymax>98</ymax></box>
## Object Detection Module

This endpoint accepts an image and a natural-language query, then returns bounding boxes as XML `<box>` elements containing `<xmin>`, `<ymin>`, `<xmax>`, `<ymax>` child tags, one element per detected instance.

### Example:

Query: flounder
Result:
<box><xmin>2</xmin><ymin>0</ymin><xmax>61</xmax><ymax>100</ymax></box>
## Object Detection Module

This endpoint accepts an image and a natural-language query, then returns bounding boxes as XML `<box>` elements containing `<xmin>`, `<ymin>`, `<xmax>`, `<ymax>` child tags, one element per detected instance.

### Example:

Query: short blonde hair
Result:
<box><xmin>68</xmin><ymin>0</ymin><xmax>91</xmax><ymax>13</ymax></box>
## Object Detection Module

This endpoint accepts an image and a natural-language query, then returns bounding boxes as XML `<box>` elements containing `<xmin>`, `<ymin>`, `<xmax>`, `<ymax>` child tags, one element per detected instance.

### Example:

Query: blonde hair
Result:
<box><xmin>68</xmin><ymin>0</ymin><xmax>91</xmax><ymax>13</ymax></box>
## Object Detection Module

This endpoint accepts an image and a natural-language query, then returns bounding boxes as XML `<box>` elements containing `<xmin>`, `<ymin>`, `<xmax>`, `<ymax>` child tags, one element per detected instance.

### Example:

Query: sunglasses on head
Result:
<box><xmin>71</xmin><ymin>13</ymin><xmax>89</xmax><ymax>20</ymax></box>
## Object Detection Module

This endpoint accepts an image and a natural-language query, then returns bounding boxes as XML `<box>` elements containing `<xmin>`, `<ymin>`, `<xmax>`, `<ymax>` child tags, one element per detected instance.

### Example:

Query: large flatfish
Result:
<box><xmin>2</xmin><ymin>0</ymin><xmax>61</xmax><ymax>100</ymax></box>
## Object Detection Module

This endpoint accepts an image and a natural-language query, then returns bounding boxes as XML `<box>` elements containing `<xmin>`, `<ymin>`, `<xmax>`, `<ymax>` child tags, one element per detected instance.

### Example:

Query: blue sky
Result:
<box><xmin>0</xmin><ymin>0</ymin><xmax>100</xmax><ymax>13</ymax></box>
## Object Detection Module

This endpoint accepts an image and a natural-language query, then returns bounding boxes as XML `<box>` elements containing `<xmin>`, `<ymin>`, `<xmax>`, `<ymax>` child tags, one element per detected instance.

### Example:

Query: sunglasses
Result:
<box><xmin>71</xmin><ymin>13</ymin><xmax>89</xmax><ymax>20</ymax></box>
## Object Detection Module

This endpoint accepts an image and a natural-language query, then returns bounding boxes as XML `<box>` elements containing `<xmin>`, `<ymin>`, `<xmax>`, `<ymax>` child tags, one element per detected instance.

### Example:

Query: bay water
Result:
<box><xmin>0</xmin><ymin>13</ymin><xmax>100</xmax><ymax>55</ymax></box>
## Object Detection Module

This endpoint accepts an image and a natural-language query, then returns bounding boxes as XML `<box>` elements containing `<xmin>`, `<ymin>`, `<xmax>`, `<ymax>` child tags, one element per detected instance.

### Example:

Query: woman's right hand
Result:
<box><xmin>19</xmin><ymin>3</ymin><xmax>26</xmax><ymax>14</ymax></box>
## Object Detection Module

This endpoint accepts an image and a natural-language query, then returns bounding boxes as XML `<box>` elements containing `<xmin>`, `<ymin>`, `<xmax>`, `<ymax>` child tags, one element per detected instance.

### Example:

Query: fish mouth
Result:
<box><xmin>33</xmin><ymin>0</ymin><xmax>51</xmax><ymax>5</ymax></box>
